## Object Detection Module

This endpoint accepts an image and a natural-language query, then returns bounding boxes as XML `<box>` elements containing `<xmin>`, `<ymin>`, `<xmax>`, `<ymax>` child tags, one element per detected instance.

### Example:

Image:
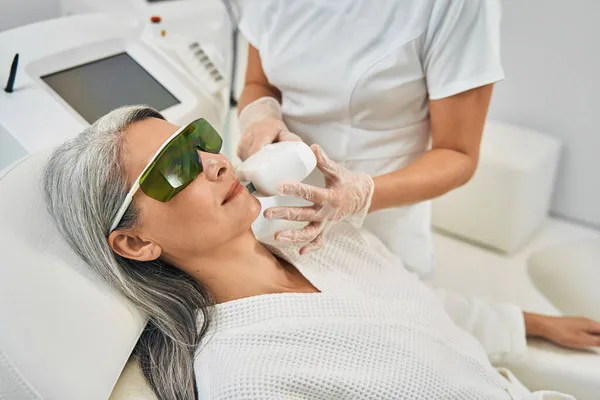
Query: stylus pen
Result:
<box><xmin>4</xmin><ymin>53</ymin><xmax>18</xmax><ymax>93</ymax></box>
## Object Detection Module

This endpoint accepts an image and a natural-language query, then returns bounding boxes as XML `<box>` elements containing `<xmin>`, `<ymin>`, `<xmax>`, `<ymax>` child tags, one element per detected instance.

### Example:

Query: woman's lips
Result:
<box><xmin>223</xmin><ymin>181</ymin><xmax>244</xmax><ymax>204</ymax></box>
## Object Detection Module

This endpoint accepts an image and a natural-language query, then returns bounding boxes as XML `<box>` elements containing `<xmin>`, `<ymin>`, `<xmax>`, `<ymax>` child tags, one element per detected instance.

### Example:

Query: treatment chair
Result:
<box><xmin>1</xmin><ymin>151</ymin><xmax>599</xmax><ymax>400</ymax></box>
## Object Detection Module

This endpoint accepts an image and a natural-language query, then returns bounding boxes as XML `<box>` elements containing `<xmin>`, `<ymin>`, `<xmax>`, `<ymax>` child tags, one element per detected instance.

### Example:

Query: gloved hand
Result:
<box><xmin>265</xmin><ymin>144</ymin><xmax>375</xmax><ymax>254</ymax></box>
<box><xmin>237</xmin><ymin>96</ymin><xmax>302</xmax><ymax>161</ymax></box>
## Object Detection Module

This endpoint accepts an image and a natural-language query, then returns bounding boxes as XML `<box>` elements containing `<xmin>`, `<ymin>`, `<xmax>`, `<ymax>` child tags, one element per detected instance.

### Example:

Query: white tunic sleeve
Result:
<box><xmin>423</xmin><ymin>0</ymin><xmax>504</xmax><ymax>100</ymax></box>
<box><xmin>429</xmin><ymin>286</ymin><xmax>528</xmax><ymax>364</ymax></box>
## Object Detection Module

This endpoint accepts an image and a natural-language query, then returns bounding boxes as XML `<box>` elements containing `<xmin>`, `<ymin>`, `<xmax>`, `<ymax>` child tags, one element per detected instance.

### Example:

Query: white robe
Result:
<box><xmin>194</xmin><ymin>223</ymin><xmax>573</xmax><ymax>399</ymax></box>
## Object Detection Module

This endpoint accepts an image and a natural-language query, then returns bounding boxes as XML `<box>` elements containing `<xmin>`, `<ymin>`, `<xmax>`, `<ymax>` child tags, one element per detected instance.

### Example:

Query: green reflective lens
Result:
<box><xmin>138</xmin><ymin>119</ymin><xmax>222</xmax><ymax>202</ymax></box>
<box><xmin>190</xmin><ymin>119</ymin><xmax>223</xmax><ymax>154</ymax></box>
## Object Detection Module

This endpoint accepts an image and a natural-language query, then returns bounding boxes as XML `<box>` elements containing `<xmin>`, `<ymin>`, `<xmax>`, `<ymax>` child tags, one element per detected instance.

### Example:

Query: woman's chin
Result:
<box><xmin>248</xmin><ymin>194</ymin><xmax>262</xmax><ymax>218</ymax></box>
<box><xmin>233</xmin><ymin>189</ymin><xmax>262</xmax><ymax>223</ymax></box>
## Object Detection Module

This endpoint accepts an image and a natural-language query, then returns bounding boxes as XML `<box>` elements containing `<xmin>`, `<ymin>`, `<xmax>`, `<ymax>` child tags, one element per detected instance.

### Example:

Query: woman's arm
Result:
<box><xmin>236</xmin><ymin>45</ymin><xmax>302</xmax><ymax>160</ymax></box>
<box><xmin>368</xmin><ymin>0</ymin><xmax>503</xmax><ymax>211</ymax></box>
<box><xmin>369</xmin><ymin>83</ymin><xmax>493</xmax><ymax>212</ymax></box>
<box><xmin>524</xmin><ymin>312</ymin><xmax>600</xmax><ymax>350</ymax></box>
<box><xmin>431</xmin><ymin>287</ymin><xmax>527</xmax><ymax>364</ymax></box>
<box><xmin>432</xmin><ymin>288</ymin><xmax>600</xmax><ymax>363</ymax></box>
<box><xmin>238</xmin><ymin>44</ymin><xmax>281</xmax><ymax>113</ymax></box>
<box><xmin>266</xmin><ymin>85</ymin><xmax>493</xmax><ymax>250</ymax></box>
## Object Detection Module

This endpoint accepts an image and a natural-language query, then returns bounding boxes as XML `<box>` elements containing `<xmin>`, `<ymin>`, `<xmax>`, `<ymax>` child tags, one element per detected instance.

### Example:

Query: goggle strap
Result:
<box><xmin>109</xmin><ymin>180</ymin><xmax>140</xmax><ymax>232</ymax></box>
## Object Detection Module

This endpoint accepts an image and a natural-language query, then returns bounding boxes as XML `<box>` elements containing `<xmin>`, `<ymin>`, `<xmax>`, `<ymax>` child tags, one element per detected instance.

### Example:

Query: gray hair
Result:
<box><xmin>43</xmin><ymin>105</ymin><xmax>213</xmax><ymax>400</ymax></box>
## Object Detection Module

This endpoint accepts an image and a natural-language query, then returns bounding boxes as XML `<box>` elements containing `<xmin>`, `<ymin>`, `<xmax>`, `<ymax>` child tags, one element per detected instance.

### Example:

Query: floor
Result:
<box><xmin>432</xmin><ymin>217</ymin><xmax>600</xmax><ymax>315</ymax></box>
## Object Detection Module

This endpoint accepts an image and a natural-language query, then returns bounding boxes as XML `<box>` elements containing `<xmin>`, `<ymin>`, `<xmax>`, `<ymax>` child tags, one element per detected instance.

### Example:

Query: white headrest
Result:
<box><xmin>0</xmin><ymin>151</ymin><xmax>146</xmax><ymax>400</ymax></box>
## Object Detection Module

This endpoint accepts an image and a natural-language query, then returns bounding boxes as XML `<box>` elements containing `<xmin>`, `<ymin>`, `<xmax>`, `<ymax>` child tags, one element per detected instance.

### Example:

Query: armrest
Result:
<box><xmin>528</xmin><ymin>239</ymin><xmax>600</xmax><ymax>321</ymax></box>
<box><xmin>501</xmin><ymin>339</ymin><xmax>600</xmax><ymax>400</ymax></box>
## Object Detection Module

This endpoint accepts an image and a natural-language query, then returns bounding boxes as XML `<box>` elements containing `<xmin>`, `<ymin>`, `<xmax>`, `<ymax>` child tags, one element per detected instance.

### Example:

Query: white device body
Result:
<box><xmin>62</xmin><ymin>0</ymin><xmax>232</xmax><ymax>97</ymax></box>
<box><xmin>140</xmin><ymin>30</ymin><xmax>228</xmax><ymax>95</ymax></box>
<box><xmin>236</xmin><ymin>142</ymin><xmax>317</xmax><ymax>197</ymax></box>
<box><xmin>0</xmin><ymin>12</ymin><xmax>230</xmax><ymax>172</ymax></box>
<box><xmin>26</xmin><ymin>37</ymin><xmax>209</xmax><ymax>128</ymax></box>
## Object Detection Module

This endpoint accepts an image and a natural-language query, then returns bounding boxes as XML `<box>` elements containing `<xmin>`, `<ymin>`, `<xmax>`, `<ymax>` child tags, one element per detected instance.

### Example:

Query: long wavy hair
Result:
<box><xmin>44</xmin><ymin>105</ymin><xmax>213</xmax><ymax>400</ymax></box>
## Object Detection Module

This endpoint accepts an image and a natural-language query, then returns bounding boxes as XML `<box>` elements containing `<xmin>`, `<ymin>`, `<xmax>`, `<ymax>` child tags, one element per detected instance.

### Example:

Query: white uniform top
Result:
<box><xmin>235</xmin><ymin>0</ymin><xmax>504</xmax><ymax>277</ymax></box>
<box><xmin>194</xmin><ymin>223</ymin><xmax>573</xmax><ymax>399</ymax></box>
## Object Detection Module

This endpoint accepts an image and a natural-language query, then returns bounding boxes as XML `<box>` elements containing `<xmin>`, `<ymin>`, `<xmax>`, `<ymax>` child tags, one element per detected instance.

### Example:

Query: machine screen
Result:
<box><xmin>42</xmin><ymin>52</ymin><xmax>180</xmax><ymax>123</ymax></box>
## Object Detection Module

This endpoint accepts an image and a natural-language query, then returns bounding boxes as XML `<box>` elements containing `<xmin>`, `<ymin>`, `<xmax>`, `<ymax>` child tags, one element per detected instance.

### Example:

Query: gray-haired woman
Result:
<box><xmin>44</xmin><ymin>106</ymin><xmax>598</xmax><ymax>400</ymax></box>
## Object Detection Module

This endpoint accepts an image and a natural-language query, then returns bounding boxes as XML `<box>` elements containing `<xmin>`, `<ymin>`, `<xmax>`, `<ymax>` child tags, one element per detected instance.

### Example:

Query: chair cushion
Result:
<box><xmin>528</xmin><ymin>239</ymin><xmax>600</xmax><ymax>321</ymax></box>
<box><xmin>503</xmin><ymin>339</ymin><xmax>600</xmax><ymax>400</ymax></box>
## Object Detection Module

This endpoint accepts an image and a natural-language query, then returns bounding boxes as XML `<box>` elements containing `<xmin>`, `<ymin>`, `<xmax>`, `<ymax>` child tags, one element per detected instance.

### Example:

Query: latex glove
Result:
<box><xmin>265</xmin><ymin>144</ymin><xmax>374</xmax><ymax>254</ymax></box>
<box><xmin>525</xmin><ymin>312</ymin><xmax>600</xmax><ymax>349</ymax></box>
<box><xmin>237</xmin><ymin>97</ymin><xmax>302</xmax><ymax>161</ymax></box>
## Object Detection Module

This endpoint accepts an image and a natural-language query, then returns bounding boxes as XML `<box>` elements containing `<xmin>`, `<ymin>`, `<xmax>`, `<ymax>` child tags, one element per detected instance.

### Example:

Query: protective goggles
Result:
<box><xmin>109</xmin><ymin>118</ymin><xmax>223</xmax><ymax>232</ymax></box>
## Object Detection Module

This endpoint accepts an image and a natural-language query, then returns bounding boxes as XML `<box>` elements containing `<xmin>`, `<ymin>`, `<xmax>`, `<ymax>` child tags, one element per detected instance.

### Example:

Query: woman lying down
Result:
<box><xmin>44</xmin><ymin>106</ymin><xmax>600</xmax><ymax>400</ymax></box>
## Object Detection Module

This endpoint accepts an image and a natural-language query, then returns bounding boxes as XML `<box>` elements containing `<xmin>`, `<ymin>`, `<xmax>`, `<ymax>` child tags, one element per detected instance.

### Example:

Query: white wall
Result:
<box><xmin>0</xmin><ymin>0</ymin><xmax>60</xmax><ymax>32</ymax></box>
<box><xmin>489</xmin><ymin>0</ymin><xmax>600</xmax><ymax>229</ymax></box>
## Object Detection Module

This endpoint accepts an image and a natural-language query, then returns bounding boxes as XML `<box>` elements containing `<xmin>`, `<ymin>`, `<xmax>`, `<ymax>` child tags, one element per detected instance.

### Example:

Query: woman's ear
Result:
<box><xmin>108</xmin><ymin>230</ymin><xmax>162</xmax><ymax>261</ymax></box>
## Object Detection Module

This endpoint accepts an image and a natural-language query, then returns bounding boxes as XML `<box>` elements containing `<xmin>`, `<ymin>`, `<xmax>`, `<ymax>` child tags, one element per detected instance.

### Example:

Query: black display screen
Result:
<box><xmin>42</xmin><ymin>52</ymin><xmax>180</xmax><ymax>123</ymax></box>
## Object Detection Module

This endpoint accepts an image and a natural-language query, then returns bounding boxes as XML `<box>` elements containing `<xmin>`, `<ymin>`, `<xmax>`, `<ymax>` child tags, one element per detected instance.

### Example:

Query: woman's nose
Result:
<box><xmin>198</xmin><ymin>151</ymin><xmax>229</xmax><ymax>181</ymax></box>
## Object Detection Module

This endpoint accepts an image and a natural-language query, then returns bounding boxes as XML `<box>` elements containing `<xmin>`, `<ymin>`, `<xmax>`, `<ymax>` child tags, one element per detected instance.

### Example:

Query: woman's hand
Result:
<box><xmin>237</xmin><ymin>117</ymin><xmax>302</xmax><ymax>161</ymax></box>
<box><xmin>524</xmin><ymin>312</ymin><xmax>600</xmax><ymax>350</ymax></box>
<box><xmin>265</xmin><ymin>144</ymin><xmax>374</xmax><ymax>254</ymax></box>
<box><xmin>237</xmin><ymin>97</ymin><xmax>302</xmax><ymax>161</ymax></box>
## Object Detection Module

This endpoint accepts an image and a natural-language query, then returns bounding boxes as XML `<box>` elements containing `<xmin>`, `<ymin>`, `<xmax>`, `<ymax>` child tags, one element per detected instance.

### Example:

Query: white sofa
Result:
<box><xmin>1</xmin><ymin>151</ymin><xmax>599</xmax><ymax>399</ymax></box>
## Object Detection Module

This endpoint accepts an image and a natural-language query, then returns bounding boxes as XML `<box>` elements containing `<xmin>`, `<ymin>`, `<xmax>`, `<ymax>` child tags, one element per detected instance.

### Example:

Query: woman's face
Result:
<box><xmin>112</xmin><ymin>117</ymin><xmax>261</xmax><ymax>264</ymax></box>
